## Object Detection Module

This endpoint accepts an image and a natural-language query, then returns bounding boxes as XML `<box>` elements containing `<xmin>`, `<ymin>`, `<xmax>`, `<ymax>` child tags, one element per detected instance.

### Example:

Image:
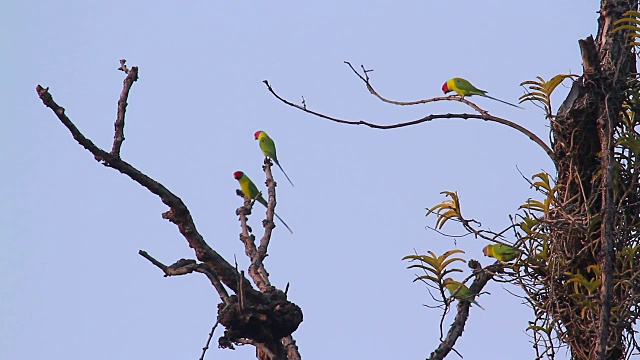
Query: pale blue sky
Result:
<box><xmin>4</xmin><ymin>1</ymin><xmax>598</xmax><ymax>359</ymax></box>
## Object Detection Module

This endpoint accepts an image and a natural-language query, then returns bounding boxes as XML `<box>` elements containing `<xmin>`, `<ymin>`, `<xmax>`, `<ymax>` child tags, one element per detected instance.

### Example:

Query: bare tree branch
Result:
<box><xmin>262</xmin><ymin>80</ymin><xmax>555</xmax><ymax>162</ymax></box>
<box><xmin>138</xmin><ymin>249</ymin><xmax>170</xmax><ymax>272</ymax></box>
<box><xmin>199</xmin><ymin>316</ymin><xmax>222</xmax><ymax>360</ymax></box>
<box><xmin>138</xmin><ymin>250</ymin><xmax>231</xmax><ymax>303</ymax></box>
<box><xmin>343</xmin><ymin>61</ymin><xmax>486</xmax><ymax>113</ymax></box>
<box><xmin>237</xmin><ymin>193</ymin><xmax>269</xmax><ymax>290</ymax></box>
<box><xmin>256</xmin><ymin>159</ymin><xmax>279</xmax><ymax>279</ymax></box>
<box><xmin>429</xmin><ymin>263</ymin><xmax>498</xmax><ymax>360</ymax></box>
<box><xmin>38</xmin><ymin>60</ymin><xmax>303</xmax><ymax>360</ymax></box>
<box><xmin>235</xmin><ymin>157</ymin><xmax>286</xmax><ymax>291</ymax></box>
<box><xmin>36</xmin><ymin>79</ymin><xmax>264</xmax><ymax>304</ymax></box>
<box><xmin>111</xmin><ymin>59</ymin><xmax>138</xmax><ymax>156</ymax></box>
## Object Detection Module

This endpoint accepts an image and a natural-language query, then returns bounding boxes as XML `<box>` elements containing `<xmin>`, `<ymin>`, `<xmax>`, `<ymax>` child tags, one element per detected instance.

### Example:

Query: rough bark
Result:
<box><xmin>550</xmin><ymin>1</ymin><xmax>637</xmax><ymax>359</ymax></box>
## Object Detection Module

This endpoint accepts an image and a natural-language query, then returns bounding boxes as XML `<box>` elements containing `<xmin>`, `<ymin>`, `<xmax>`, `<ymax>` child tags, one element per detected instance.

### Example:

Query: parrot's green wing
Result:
<box><xmin>454</xmin><ymin>78</ymin><xmax>487</xmax><ymax>96</ymax></box>
<box><xmin>245</xmin><ymin>177</ymin><xmax>260</xmax><ymax>198</ymax></box>
<box><xmin>260</xmin><ymin>135</ymin><xmax>294</xmax><ymax>186</ymax></box>
<box><xmin>259</xmin><ymin>135</ymin><xmax>278</xmax><ymax>161</ymax></box>
<box><xmin>494</xmin><ymin>244</ymin><xmax>521</xmax><ymax>261</ymax></box>
<box><xmin>237</xmin><ymin>172</ymin><xmax>292</xmax><ymax>233</ymax></box>
<box><xmin>445</xmin><ymin>280</ymin><xmax>471</xmax><ymax>298</ymax></box>
<box><xmin>241</xmin><ymin>175</ymin><xmax>268</xmax><ymax>207</ymax></box>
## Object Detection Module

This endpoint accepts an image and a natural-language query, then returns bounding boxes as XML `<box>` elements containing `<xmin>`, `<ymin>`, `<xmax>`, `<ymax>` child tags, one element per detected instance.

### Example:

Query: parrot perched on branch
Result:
<box><xmin>233</xmin><ymin>171</ymin><xmax>293</xmax><ymax>234</ymax></box>
<box><xmin>483</xmin><ymin>244</ymin><xmax>521</xmax><ymax>262</ymax></box>
<box><xmin>443</xmin><ymin>278</ymin><xmax>485</xmax><ymax>310</ymax></box>
<box><xmin>442</xmin><ymin>77</ymin><xmax>523</xmax><ymax>109</ymax></box>
<box><xmin>254</xmin><ymin>130</ymin><xmax>295</xmax><ymax>187</ymax></box>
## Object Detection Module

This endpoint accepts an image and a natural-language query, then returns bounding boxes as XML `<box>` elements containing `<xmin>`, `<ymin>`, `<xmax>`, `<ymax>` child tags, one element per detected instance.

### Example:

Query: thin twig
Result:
<box><xmin>199</xmin><ymin>317</ymin><xmax>221</xmax><ymax>360</ymax></box>
<box><xmin>139</xmin><ymin>250</ymin><xmax>168</xmax><ymax>272</ymax></box>
<box><xmin>239</xmin><ymin>270</ymin><xmax>245</xmax><ymax>313</ymax></box>
<box><xmin>111</xmin><ymin>59</ymin><xmax>138</xmax><ymax>156</ymax></box>
<box><xmin>343</xmin><ymin>61</ymin><xmax>487</xmax><ymax>113</ymax></box>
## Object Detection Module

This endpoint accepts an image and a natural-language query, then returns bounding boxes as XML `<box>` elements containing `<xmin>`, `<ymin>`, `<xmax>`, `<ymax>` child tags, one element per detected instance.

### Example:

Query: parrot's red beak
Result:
<box><xmin>442</xmin><ymin>82</ymin><xmax>450</xmax><ymax>94</ymax></box>
<box><xmin>254</xmin><ymin>131</ymin><xmax>262</xmax><ymax>140</ymax></box>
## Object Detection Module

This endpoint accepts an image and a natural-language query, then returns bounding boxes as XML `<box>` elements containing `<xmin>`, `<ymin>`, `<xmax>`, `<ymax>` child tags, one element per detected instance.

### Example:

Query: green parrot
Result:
<box><xmin>483</xmin><ymin>244</ymin><xmax>521</xmax><ymax>262</ymax></box>
<box><xmin>254</xmin><ymin>130</ymin><xmax>294</xmax><ymax>187</ymax></box>
<box><xmin>443</xmin><ymin>278</ymin><xmax>485</xmax><ymax>310</ymax></box>
<box><xmin>233</xmin><ymin>171</ymin><xmax>293</xmax><ymax>234</ymax></box>
<box><xmin>442</xmin><ymin>77</ymin><xmax>523</xmax><ymax>109</ymax></box>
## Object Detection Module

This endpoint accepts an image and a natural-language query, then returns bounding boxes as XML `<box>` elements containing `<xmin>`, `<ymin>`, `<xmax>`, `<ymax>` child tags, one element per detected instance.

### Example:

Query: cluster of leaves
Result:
<box><xmin>403</xmin><ymin>249</ymin><xmax>467</xmax><ymax>308</ymax></box>
<box><xmin>519</xmin><ymin>75</ymin><xmax>578</xmax><ymax>118</ymax></box>
<box><xmin>403</xmin><ymin>249</ymin><xmax>466</xmax><ymax>288</ymax></box>
<box><xmin>613</xmin><ymin>10</ymin><xmax>640</xmax><ymax>47</ymax></box>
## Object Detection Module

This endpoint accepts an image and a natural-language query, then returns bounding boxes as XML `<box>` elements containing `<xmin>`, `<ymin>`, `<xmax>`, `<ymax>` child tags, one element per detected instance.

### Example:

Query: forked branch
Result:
<box><xmin>343</xmin><ymin>61</ymin><xmax>486</xmax><ymax>113</ymax></box>
<box><xmin>263</xmin><ymin>64</ymin><xmax>555</xmax><ymax>162</ymax></box>
<box><xmin>429</xmin><ymin>262</ymin><xmax>498</xmax><ymax>360</ymax></box>
<box><xmin>36</xmin><ymin>72</ymin><xmax>264</xmax><ymax>304</ymax></box>
<box><xmin>36</xmin><ymin>61</ymin><xmax>305</xmax><ymax>359</ymax></box>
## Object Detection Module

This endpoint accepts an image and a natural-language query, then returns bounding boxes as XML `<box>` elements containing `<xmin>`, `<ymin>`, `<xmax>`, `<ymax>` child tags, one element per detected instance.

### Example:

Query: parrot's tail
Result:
<box><xmin>483</xmin><ymin>94</ymin><xmax>524</xmax><ymax>109</ymax></box>
<box><xmin>275</xmin><ymin>161</ymin><xmax>295</xmax><ymax>187</ymax></box>
<box><xmin>274</xmin><ymin>212</ymin><xmax>294</xmax><ymax>234</ymax></box>
<box><xmin>473</xmin><ymin>300</ymin><xmax>485</xmax><ymax>310</ymax></box>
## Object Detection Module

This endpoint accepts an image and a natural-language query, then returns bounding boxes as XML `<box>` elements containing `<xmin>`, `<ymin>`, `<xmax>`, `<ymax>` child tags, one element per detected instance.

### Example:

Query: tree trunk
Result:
<box><xmin>550</xmin><ymin>1</ymin><xmax>637</xmax><ymax>359</ymax></box>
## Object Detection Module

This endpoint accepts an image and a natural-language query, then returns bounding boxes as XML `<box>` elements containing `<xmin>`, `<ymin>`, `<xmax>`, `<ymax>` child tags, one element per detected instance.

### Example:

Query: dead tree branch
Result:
<box><xmin>35</xmin><ymin>82</ymin><xmax>264</xmax><ymax>303</ymax></box>
<box><xmin>235</xmin><ymin>157</ymin><xmax>286</xmax><ymax>292</ymax></box>
<box><xmin>262</xmin><ymin>80</ymin><xmax>555</xmax><ymax>162</ymax></box>
<box><xmin>429</xmin><ymin>262</ymin><xmax>498</xmax><ymax>360</ymax></box>
<box><xmin>343</xmin><ymin>61</ymin><xmax>485</xmax><ymax>113</ymax></box>
<box><xmin>237</xmin><ymin>193</ymin><xmax>268</xmax><ymax>290</ymax></box>
<box><xmin>111</xmin><ymin>59</ymin><xmax>138</xmax><ymax>156</ymax></box>
<box><xmin>199</xmin><ymin>316</ymin><xmax>222</xmax><ymax>360</ymax></box>
<box><xmin>138</xmin><ymin>250</ymin><xmax>232</xmax><ymax>304</ymax></box>
<box><xmin>36</xmin><ymin>61</ymin><xmax>304</xmax><ymax>359</ymax></box>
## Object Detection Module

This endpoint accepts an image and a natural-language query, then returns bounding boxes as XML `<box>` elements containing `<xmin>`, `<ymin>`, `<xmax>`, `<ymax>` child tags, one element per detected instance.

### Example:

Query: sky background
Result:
<box><xmin>3</xmin><ymin>1</ymin><xmax>600</xmax><ymax>359</ymax></box>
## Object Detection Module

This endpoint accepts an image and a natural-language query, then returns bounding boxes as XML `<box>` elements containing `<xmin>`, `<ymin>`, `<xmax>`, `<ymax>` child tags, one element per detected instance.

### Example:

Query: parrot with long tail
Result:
<box><xmin>443</xmin><ymin>278</ymin><xmax>485</xmax><ymax>310</ymax></box>
<box><xmin>254</xmin><ymin>130</ymin><xmax>295</xmax><ymax>187</ymax></box>
<box><xmin>233</xmin><ymin>171</ymin><xmax>293</xmax><ymax>234</ymax></box>
<box><xmin>483</xmin><ymin>244</ymin><xmax>521</xmax><ymax>262</ymax></box>
<box><xmin>442</xmin><ymin>77</ymin><xmax>523</xmax><ymax>109</ymax></box>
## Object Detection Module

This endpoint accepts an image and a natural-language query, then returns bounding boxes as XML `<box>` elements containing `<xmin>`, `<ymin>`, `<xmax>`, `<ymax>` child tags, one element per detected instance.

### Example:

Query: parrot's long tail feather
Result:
<box><xmin>474</xmin><ymin>301</ymin><xmax>485</xmax><ymax>310</ymax></box>
<box><xmin>274</xmin><ymin>212</ymin><xmax>294</xmax><ymax>234</ymax></box>
<box><xmin>275</xmin><ymin>161</ymin><xmax>295</xmax><ymax>187</ymax></box>
<box><xmin>483</xmin><ymin>94</ymin><xmax>524</xmax><ymax>109</ymax></box>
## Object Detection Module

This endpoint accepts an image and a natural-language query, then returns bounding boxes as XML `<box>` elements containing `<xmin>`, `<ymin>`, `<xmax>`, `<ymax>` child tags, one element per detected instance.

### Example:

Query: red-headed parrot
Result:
<box><xmin>254</xmin><ymin>130</ymin><xmax>294</xmax><ymax>187</ymax></box>
<box><xmin>233</xmin><ymin>171</ymin><xmax>293</xmax><ymax>233</ymax></box>
<box><xmin>442</xmin><ymin>77</ymin><xmax>523</xmax><ymax>109</ymax></box>
<box><xmin>483</xmin><ymin>244</ymin><xmax>521</xmax><ymax>262</ymax></box>
<box><xmin>443</xmin><ymin>278</ymin><xmax>485</xmax><ymax>310</ymax></box>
